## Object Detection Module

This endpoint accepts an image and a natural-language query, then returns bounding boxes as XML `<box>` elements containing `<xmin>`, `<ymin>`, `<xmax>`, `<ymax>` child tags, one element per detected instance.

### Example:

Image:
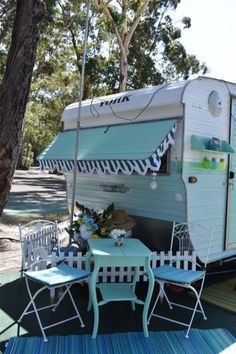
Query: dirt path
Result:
<box><xmin>0</xmin><ymin>224</ymin><xmax>20</xmax><ymax>272</ymax></box>
<box><xmin>0</xmin><ymin>168</ymin><xmax>68</xmax><ymax>272</ymax></box>
<box><xmin>0</xmin><ymin>221</ymin><xmax>22</xmax><ymax>271</ymax></box>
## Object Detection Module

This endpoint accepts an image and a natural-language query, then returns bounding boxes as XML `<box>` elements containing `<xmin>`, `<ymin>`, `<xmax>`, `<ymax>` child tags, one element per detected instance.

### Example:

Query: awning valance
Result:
<box><xmin>38</xmin><ymin>119</ymin><xmax>177</xmax><ymax>176</ymax></box>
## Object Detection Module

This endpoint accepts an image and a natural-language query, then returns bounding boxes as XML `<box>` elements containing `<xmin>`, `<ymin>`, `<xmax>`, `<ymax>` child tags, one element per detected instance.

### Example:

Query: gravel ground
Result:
<box><xmin>0</xmin><ymin>224</ymin><xmax>20</xmax><ymax>272</ymax></box>
<box><xmin>0</xmin><ymin>168</ymin><xmax>68</xmax><ymax>272</ymax></box>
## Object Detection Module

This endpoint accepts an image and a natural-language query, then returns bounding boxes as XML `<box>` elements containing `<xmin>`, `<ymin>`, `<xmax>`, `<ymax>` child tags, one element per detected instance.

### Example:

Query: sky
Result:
<box><xmin>172</xmin><ymin>0</ymin><xmax>236</xmax><ymax>83</ymax></box>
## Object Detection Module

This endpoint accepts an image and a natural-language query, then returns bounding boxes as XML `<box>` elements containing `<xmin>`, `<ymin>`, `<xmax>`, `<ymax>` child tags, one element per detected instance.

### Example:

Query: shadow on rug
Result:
<box><xmin>201</xmin><ymin>277</ymin><xmax>236</xmax><ymax>314</ymax></box>
<box><xmin>4</xmin><ymin>328</ymin><xmax>235</xmax><ymax>354</ymax></box>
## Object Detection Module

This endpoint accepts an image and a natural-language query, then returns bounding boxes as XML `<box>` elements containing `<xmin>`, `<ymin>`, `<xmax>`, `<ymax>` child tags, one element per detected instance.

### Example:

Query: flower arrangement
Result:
<box><xmin>110</xmin><ymin>228</ymin><xmax>126</xmax><ymax>247</ymax></box>
<box><xmin>70</xmin><ymin>202</ymin><xmax>115</xmax><ymax>240</ymax></box>
<box><xmin>109</xmin><ymin>229</ymin><xmax>126</xmax><ymax>238</ymax></box>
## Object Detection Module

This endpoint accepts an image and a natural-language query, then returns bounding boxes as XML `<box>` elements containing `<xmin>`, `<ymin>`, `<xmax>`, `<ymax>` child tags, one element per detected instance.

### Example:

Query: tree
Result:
<box><xmin>0</xmin><ymin>0</ymin><xmax>208</xmax><ymax>192</ymax></box>
<box><xmin>22</xmin><ymin>0</ymin><xmax>112</xmax><ymax>163</ymax></box>
<box><xmin>98</xmin><ymin>0</ymin><xmax>150</xmax><ymax>92</ymax></box>
<box><xmin>0</xmin><ymin>1</ymin><xmax>16</xmax><ymax>79</ymax></box>
<box><xmin>127</xmin><ymin>5</ymin><xmax>207</xmax><ymax>87</ymax></box>
<box><xmin>97</xmin><ymin>0</ymin><xmax>207</xmax><ymax>92</ymax></box>
<box><xmin>22</xmin><ymin>0</ymin><xmax>89</xmax><ymax>162</ymax></box>
<box><xmin>0</xmin><ymin>0</ymin><xmax>46</xmax><ymax>215</ymax></box>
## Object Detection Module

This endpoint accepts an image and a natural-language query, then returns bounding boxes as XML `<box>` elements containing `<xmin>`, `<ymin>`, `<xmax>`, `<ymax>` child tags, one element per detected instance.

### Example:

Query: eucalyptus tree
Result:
<box><xmin>0</xmin><ymin>0</ymin><xmax>208</xmax><ymax>214</ymax></box>
<box><xmin>97</xmin><ymin>0</ymin><xmax>207</xmax><ymax>92</ymax></box>
<box><xmin>0</xmin><ymin>0</ymin><xmax>46</xmax><ymax>215</ymax></box>
<box><xmin>127</xmin><ymin>3</ymin><xmax>207</xmax><ymax>88</ymax></box>
<box><xmin>98</xmin><ymin>0</ymin><xmax>150</xmax><ymax>92</ymax></box>
<box><xmin>15</xmin><ymin>0</ymin><xmax>208</xmax><ymax>167</ymax></box>
<box><xmin>0</xmin><ymin>0</ymin><xmax>16</xmax><ymax>79</ymax></box>
<box><xmin>23</xmin><ymin>0</ymin><xmax>108</xmax><ymax>161</ymax></box>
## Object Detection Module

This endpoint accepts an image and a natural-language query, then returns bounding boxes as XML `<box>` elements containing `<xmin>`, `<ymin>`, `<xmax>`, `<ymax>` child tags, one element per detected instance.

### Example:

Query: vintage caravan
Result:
<box><xmin>38</xmin><ymin>76</ymin><xmax>236</xmax><ymax>264</ymax></box>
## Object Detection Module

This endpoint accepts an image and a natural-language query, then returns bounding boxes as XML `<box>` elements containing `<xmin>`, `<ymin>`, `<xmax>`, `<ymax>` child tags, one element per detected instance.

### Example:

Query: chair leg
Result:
<box><xmin>18</xmin><ymin>278</ymin><xmax>49</xmax><ymax>342</ymax></box>
<box><xmin>148</xmin><ymin>288</ymin><xmax>161</xmax><ymax>324</ymax></box>
<box><xmin>185</xmin><ymin>283</ymin><xmax>207</xmax><ymax>339</ymax></box>
<box><xmin>67</xmin><ymin>286</ymin><xmax>85</xmax><ymax>328</ymax></box>
<box><xmin>148</xmin><ymin>281</ymin><xmax>172</xmax><ymax>324</ymax></box>
<box><xmin>52</xmin><ymin>284</ymin><xmax>85</xmax><ymax>328</ymax></box>
<box><xmin>162</xmin><ymin>284</ymin><xmax>173</xmax><ymax>310</ymax></box>
<box><xmin>192</xmin><ymin>282</ymin><xmax>207</xmax><ymax>320</ymax></box>
<box><xmin>18</xmin><ymin>279</ymin><xmax>86</xmax><ymax>342</ymax></box>
<box><xmin>148</xmin><ymin>279</ymin><xmax>207</xmax><ymax>339</ymax></box>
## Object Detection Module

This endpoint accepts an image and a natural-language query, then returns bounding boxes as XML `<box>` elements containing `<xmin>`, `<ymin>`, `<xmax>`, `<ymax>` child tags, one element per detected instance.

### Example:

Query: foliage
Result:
<box><xmin>70</xmin><ymin>202</ymin><xmax>115</xmax><ymax>239</ymax></box>
<box><xmin>97</xmin><ymin>0</ymin><xmax>207</xmax><ymax>89</ymax></box>
<box><xmin>0</xmin><ymin>0</ymin><xmax>208</xmax><ymax>168</ymax></box>
<box><xmin>98</xmin><ymin>0</ymin><xmax>151</xmax><ymax>92</ymax></box>
<box><xmin>22</xmin><ymin>143</ymin><xmax>34</xmax><ymax>170</ymax></box>
<box><xmin>0</xmin><ymin>0</ymin><xmax>16</xmax><ymax>80</ymax></box>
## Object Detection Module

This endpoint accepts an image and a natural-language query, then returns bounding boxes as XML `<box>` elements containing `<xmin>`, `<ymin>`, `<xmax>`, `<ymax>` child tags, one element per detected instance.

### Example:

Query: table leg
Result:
<box><xmin>85</xmin><ymin>250</ymin><xmax>92</xmax><ymax>311</ymax></box>
<box><xmin>88</xmin><ymin>264</ymin><xmax>100</xmax><ymax>339</ymax></box>
<box><xmin>131</xmin><ymin>266</ymin><xmax>139</xmax><ymax>311</ymax></box>
<box><xmin>142</xmin><ymin>258</ymin><xmax>154</xmax><ymax>337</ymax></box>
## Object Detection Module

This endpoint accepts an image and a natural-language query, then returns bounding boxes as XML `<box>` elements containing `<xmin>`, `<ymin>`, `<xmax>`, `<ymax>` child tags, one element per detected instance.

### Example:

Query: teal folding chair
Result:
<box><xmin>148</xmin><ymin>222</ymin><xmax>212</xmax><ymax>338</ymax></box>
<box><xmin>18</xmin><ymin>263</ymin><xmax>91</xmax><ymax>342</ymax></box>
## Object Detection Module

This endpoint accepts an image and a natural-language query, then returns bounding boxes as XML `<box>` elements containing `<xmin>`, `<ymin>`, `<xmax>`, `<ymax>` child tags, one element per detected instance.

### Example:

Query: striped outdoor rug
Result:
<box><xmin>4</xmin><ymin>328</ymin><xmax>235</xmax><ymax>354</ymax></box>
<box><xmin>201</xmin><ymin>277</ymin><xmax>236</xmax><ymax>314</ymax></box>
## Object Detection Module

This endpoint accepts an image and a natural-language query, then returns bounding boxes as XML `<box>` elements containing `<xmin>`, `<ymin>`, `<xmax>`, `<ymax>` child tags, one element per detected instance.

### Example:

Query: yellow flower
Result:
<box><xmin>87</xmin><ymin>225</ymin><xmax>92</xmax><ymax>231</ymax></box>
<box><xmin>92</xmin><ymin>234</ymin><xmax>100</xmax><ymax>239</ymax></box>
<box><xmin>100</xmin><ymin>227</ymin><xmax>106</xmax><ymax>234</ymax></box>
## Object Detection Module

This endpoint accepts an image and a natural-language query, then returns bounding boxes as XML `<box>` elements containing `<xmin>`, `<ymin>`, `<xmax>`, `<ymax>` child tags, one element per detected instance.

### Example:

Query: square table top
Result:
<box><xmin>87</xmin><ymin>238</ymin><xmax>152</xmax><ymax>258</ymax></box>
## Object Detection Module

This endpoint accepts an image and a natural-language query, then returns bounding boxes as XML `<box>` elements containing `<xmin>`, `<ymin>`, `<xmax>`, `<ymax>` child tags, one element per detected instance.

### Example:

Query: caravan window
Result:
<box><xmin>159</xmin><ymin>148</ymin><xmax>170</xmax><ymax>174</ymax></box>
<box><xmin>127</xmin><ymin>148</ymin><xmax>170</xmax><ymax>176</ymax></box>
<box><xmin>149</xmin><ymin>148</ymin><xmax>170</xmax><ymax>175</ymax></box>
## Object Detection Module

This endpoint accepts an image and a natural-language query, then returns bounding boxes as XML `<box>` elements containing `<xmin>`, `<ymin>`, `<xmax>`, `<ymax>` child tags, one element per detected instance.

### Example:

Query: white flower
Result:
<box><xmin>109</xmin><ymin>228</ymin><xmax>126</xmax><ymax>238</ymax></box>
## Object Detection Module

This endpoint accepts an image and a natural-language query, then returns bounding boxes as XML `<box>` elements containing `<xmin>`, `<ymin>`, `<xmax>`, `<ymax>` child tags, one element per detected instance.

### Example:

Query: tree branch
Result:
<box><xmin>68</xmin><ymin>27</ymin><xmax>81</xmax><ymax>72</ymax></box>
<box><xmin>148</xmin><ymin>3</ymin><xmax>173</xmax><ymax>56</ymax></box>
<box><xmin>99</xmin><ymin>0</ymin><xmax>126</xmax><ymax>56</ymax></box>
<box><xmin>125</xmin><ymin>0</ymin><xmax>150</xmax><ymax>47</ymax></box>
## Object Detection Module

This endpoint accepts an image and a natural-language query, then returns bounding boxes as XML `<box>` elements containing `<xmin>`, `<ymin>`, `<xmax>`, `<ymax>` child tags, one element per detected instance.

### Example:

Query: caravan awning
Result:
<box><xmin>38</xmin><ymin>119</ymin><xmax>177</xmax><ymax>176</ymax></box>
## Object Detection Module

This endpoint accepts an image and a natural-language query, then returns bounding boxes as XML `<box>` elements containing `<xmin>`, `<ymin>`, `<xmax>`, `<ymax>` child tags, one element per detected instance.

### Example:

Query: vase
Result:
<box><xmin>78</xmin><ymin>237</ymin><xmax>89</xmax><ymax>254</ymax></box>
<box><xmin>72</xmin><ymin>232</ymin><xmax>88</xmax><ymax>254</ymax></box>
<box><xmin>114</xmin><ymin>237</ymin><xmax>123</xmax><ymax>247</ymax></box>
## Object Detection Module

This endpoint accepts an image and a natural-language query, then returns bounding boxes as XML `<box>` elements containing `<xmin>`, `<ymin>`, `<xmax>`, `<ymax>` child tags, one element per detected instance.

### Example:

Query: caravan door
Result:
<box><xmin>225</xmin><ymin>98</ymin><xmax>236</xmax><ymax>249</ymax></box>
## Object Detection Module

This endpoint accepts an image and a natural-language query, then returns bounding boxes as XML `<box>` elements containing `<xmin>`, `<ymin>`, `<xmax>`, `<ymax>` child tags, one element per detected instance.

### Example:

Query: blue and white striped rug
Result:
<box><xmin>4</xmin><ymin>329</ymin><xmax>235</xmax><ymax>354</ymax></box>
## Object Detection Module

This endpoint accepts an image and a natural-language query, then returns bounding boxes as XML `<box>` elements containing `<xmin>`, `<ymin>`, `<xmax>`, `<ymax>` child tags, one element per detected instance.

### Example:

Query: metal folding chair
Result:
<box><xmin>19</xmin><ymin>220</ymin><xmax>59</xmax><ymax>278</ymax></box>
<box><xmin>148</xmin><ymin>222</ymin><xmax>212</xmax><ymax>338</ymax></box>
<box><xmin>18</xmin><ymin>263</ymin><xmax>91</xmax><ymax>342</ymax></box>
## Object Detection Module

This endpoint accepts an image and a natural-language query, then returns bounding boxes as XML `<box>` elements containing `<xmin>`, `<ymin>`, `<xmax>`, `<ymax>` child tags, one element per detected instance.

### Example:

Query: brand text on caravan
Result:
<box><xmin>99</xmin><ymin>95</ymin><xmax>132</xmax><ymax>107</ymax></box>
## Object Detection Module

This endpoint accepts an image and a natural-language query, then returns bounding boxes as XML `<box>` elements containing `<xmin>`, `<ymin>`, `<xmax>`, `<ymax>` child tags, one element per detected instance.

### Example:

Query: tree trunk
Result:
<box><xmin>0</xmin><ymin>0</ymin><xmax>46</xmax><ymax>216</ymax></box>
<box><xmin>99</xmin><ymin>0</ymin><xmax>150</xmax><ymax>93</ymax></box>
<box><xmin>119</xmin><ymin>49</ymin><xmax>128</xmax><ymax>92</ymax></box>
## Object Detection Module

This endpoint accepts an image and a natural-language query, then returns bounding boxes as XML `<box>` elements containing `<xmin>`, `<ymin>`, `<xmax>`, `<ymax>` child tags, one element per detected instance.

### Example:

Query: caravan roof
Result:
<box><xmin>62</xmin><ymin>80</ymin><xmax>188</xmax><ymax>130</ymax></box>
<box><xmin>61</xmin><ymin>76</ymin><xmax>236</xmax><ymax>131</ymax></box>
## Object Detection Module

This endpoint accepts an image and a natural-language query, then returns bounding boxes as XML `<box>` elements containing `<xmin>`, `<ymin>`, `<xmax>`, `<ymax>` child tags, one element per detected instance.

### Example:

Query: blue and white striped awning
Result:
<box><xmin>38</xmin><ymin>119</ymin><xmax>177</xmax><ymax>176</ymax></box>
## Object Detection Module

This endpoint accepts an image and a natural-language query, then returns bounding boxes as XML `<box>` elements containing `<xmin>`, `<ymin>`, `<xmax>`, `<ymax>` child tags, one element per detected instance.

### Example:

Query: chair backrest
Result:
<box><xmin>19</xmin><ymin>220</ymin><xmax>58</xmax><ymax>270</ymax></box>
<box><xmin>170</xmin><ymin>222</ymin><xmax>213</xmax><ymax>267</ymax></box>
<box><xmin>170</xmin><ymin>222</ymin><xmax>194</xmax><ymax>255</ymax></box>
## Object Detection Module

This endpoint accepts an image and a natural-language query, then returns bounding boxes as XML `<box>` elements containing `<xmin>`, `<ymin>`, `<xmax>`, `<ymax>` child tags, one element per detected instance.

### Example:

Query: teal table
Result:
<box><xmin>85</xmin><ymin>238</ymin><xmax>154</xmax><ymax>339</ymax></box>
